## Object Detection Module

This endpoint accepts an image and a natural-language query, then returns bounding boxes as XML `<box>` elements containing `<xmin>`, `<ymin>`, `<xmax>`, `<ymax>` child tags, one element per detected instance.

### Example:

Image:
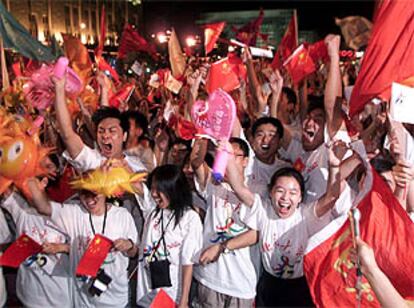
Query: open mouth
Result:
<box><xmin>101</xmin><ymin>142</ymin><xmax>113</xmax><ymax>154</ymax></box>
<box><xmin>261</xmin><ymin>144</ymin><xmax>270</xmax><ymax>151</ymax></box>
<box><xmin>278</xmin><ymin>202</ymin><xmax>292</xmax><ymax>215</ymax></box>
<box><xmin>303</xmin><ymin>130</ymin><xmax>315</xmax><ymax>142</ymax></box>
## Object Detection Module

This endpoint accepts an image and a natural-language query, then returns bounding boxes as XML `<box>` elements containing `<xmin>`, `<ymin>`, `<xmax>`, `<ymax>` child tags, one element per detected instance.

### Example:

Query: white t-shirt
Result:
<box><xmin>135</xmin><ymin>186</ymin><xmax>203</xmax><ymax>306</ymax></box>
<box><xmin>50</xmin><ymin>201</ymin><xmax>138</xmax><ymax>308</ymax></box>
<box><xmin>63</xmin><ymin>144</ymin><xmax>147</xmax><ymax>173</ymax></box>
<box><xmin>193</xmin><ymin>177</ymin><xmax>260</xmax><ymax>299</ymax></box>
<box><xmin>240</xmin><ymin>195</ymin><xmax>331</xmax><ymax>279</ymax></box>
<box><xmin>0</xmin><ymin>209</ymin><xmax>12</xmax><ymax>307</ymax></box>
<box><xmin>125</xmin><ymin>145</ymin><xmax>157</xmax><ymax>172</ymax></box>
<box><xmin>1</xmin><ymin>193</ymin><xmax>71</xmax><ymax>308</ymax></box>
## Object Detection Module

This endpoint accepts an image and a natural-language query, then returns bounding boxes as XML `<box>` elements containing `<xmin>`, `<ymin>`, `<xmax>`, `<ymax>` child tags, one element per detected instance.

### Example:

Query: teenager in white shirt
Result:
<box><xmin>53</xmin><ymin>76</ymin><xmax>146</xmax><ymax>173</ymax></box>
<box><xmin>223</xmin><ymin>140</ymin><xmax>363</xmax><ymax>306</ymax></box>
<box><xmin>27</xmin><ymin>175</ymin><xmax>139</xmax><ymax>308</ymax></box>
<box><xmin>134</xmin><ymin>164</ymin><xmax>202</xmax><ymax>307</ymax></box>
<box><xmin>191</xmin><ymin>137</ymin><xmax>260</xmax><ymax>307</ymax></box>
<box><xmin>1</xmin><ymin>189</ymin><xmax>71</xmax><ymax>308</ymax></box>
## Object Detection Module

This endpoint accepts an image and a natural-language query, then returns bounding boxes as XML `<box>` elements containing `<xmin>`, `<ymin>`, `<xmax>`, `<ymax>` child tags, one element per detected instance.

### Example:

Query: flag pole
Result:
<box><xmin>0</xmin><ymin>37</ymin><xmax>10</xmax><ymax>91</ymax></box>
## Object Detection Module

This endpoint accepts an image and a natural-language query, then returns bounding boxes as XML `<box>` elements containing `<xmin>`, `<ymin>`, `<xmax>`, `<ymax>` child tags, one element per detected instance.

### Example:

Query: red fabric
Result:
<box><xmin>176</xmin><ymin>117</ymin><xmax>198</xmax><ymax>140</ymax></box>
<box><xmin>272</xmin><ymin>13</ymin><xmax>298</xmax><ymax>69</ymax></box>
<box><xmin>150</xmin><ymin>289</ymin><xmax>176</xmax><ymax>308</ymax></box>
<box><xmin>206</xmin><ymin>54</ymin><xmax>246</xmax><ymax>94</ymax></box>
<box><xmin>118</xmin><ymin>24</ymin><xmax>157</xmax><ymax>59</ymax></box>
<box><xmin>95</xmin><ymin>5</ymin><xmax>105</xmax><ymax>58</ymax></box>
<box><xmin>109</xmin><ymin>83</ymin><xmax>134</xmax><ymax>108</ymax></box>
<box><xmin>203</xmin><ymin>22</ymin><xmax>226</xmax><ymax>55</ymax></box>
<box><xmin>234</xmin><ymin>9</ymin><xmax>264</xmax><ymax>46</ymax></box>
<box><xmin>306</xmin><ymin>40</ymin><xmax>329</xmax><ymax>63</ymax></box>
<box><xmin>76</xmin><ymin>234</ymin><xmax>113</xmax><ymax>277</ymax></box>
<box><xmin>96</xmin><ymin>56</ymin><xmax>119</xmax><ymax>84</ymax></box>
<box><xmin>12</xmin><ymin>61</ymin><xmax>21</xmax><ymax>77</ymax></box>
<box><xmin>0</xmin><ymin>234</ymin><xmax>42</xmax><ymax>268</ymax></box>
<box><xmin>349</xmin><ymin>0</ymin><xmax>414</xmax><ymax>117</ymax></box>
<box><xmin>304</xmin><ymin>171</ymin><xmax>414</xmax><ymax>307</ymax></box>
<box><xmin>283</xmin><ymin>45</ymin><xmax>316</xmax><ymax>84</ymax></box>
<box><xmin>46</xmin><ymin>165</ymin><xmax>76</xmax><ymax>203</ymax></box>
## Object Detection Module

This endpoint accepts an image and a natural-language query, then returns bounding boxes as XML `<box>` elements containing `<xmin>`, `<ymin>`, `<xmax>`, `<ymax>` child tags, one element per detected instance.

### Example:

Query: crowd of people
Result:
<box><xmin>0</xmin><ymin>11</ymin><xmax>413</xmax><ymax>308</ymax></box>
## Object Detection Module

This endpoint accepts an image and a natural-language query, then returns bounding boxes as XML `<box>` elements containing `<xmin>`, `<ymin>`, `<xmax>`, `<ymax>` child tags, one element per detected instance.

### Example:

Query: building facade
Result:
<box><xmin>1</xmin><ymin>0</ymin><xmax>142</xmax><ymax>47</ymax></box>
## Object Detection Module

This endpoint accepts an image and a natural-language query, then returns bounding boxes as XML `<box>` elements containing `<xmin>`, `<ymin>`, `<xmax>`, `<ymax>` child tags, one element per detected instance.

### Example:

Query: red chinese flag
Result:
<box><xmin>203</xmin><ymin>22</ymin><xmax>226</xmax><ymax>55</ymax></box>
<box><xmin>304</xmin><ymin>170</ymin><xmax>414</xmax><ymax>307</ymax></box>
<box><xmin>349</xmin><ymin>0</ymin><xmax>414</xmax><ymax>117</ymax></box>
<box><xmin>96</xmin><ymin>56</ymin><xmax>120</xmax><ymax>84</ymax></box>
<box><xmin>0</xmin><ymin>234</ymin><xmax>42</xmax><ymax>268</ymax></box>
<box><xmin>63</xmin><ymin>34</ymin><xmax>92</xmax><ymax>86</ymax></box>
<box><xmin>206</xmin><ymin>54</ymin><xmax>246</xmax><ymax>94</ymax></box>
<box><xmin>283</xmin><ymin>44</ymin><xmax>316</xmax><ymax>84</ymax></box>
<box><xmin>95</xmin><ymin>5</ymin><xmax>105</xmax><ymax>58</ymax></box>
<box><xmin>234</xmin><ymin>9</ymin><xmax>264</xmax><ymax>46</ymax></box>
<box><xmin>109</xmin><ymin>83</ymin><xmax>134</xmax><ymax>109</ymax></box>
<box><xmin>306</xmin><ymin>40</ymin><xmax>329</xmax><ymax>63</ymax></box>
<box><xmin>150</xmin><ymin>289</ymin><xmax>176</xmax><ymax>308</ymax></box>
<box><xmin>272</xmin><ymin>11</ymin><xmax>298</xmax><ymax>69</ymax></box>
<box><xmin>176</xmin><ymin>117</ymin><xmax>198</xmax><ymax>140</ymax></box>
<box><xmin>118</xmin><ymin>24</ymin><xmax>157</xmax><ymax>59</ymax></box>
<box><xmin>76</xmin><ymin>234</ymin><xmax>113</xmax><ymax>277</ymax></box>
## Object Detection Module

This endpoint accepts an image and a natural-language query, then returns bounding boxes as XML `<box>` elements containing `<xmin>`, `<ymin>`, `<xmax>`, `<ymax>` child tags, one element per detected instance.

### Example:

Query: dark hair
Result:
<box><xmin>282</xmin><ymin>87</ymin><xmax>297</xmax><ymax>105</ymax></box>
<box><xmin>123</xmin><ymin>110</ymin><xmax>148</xmax><ymax>136</ymax></box>
<box><xmin>269</xmin><ymin>167</ymin><xmax>305</xmax><ymax>198</ymax></box>
<box><xmin>251</xmin><ymin>117</ymin><xmax>284</xmax><ymax>139</ymax></box>
<box><xmin>170</xmin><ymin>139</ymin><xmax>191</xmax><ymax>152</ymax></box>
<box><xmin>307</xmin><ymin>96</ymin><xmax>325</xmax><ymax>115</ymax></box>
<box><xmin>370</xmin><ymin>158</ymin><xmax>395</xmax><ymax>174</ymax></box>
<box><xmin>92</xmin><ymin>107</ymin><xmax>130</xmax><ymax>133</ymax></box>
<box><xmin>148</xmin><ymin>164</ymin><xmax>193</xmax><ymax>226</ymax></box>
<box><xmin>229</xmin><ymin>137</ymin><xmax>249</xmax><ymax>157</ymax></box>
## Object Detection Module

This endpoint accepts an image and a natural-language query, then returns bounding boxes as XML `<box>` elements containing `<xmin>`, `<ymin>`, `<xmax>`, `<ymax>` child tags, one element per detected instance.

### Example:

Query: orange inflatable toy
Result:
<box><xmin>0</xmin><ymin>109</ymin><xmax>52</xmax><ymax>199</ymax></box>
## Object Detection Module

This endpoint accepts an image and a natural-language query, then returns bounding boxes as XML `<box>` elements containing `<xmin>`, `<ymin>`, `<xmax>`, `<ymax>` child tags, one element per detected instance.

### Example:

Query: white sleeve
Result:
<box><xmin>239</xmin><ymin>194</ymin><xmax>266</xmax><ymax>231</ymax></box>
<box><xmin>0</xmin><ymin>210</ymin><xmax>12</xmax><ymax>244</ymax></box>
<box><xmin>302</xmin><ymin>202</ymin><xmax>332</xmax><ymax>236</ymax></box>
<box><xmin>180</xmin><ymin>211</ymin><xmax>203</xmax><ymax>265</ymax></box>
<box><xmin>50</xmin><ymin>202</ymin><xmax>77</xmax><ymax>238</ymax></box>
<box><xmin>134</xmin><ymin>185</ymin><xmax>157</xmax><ymax>218</ymax></box>
<box><xmin>62</xmin><ymin>145</ymin><xmax>103</xmax><ymax>172</ymax></box>
<box><xmin>1</xmin><ymin>192</ymin><xmax>28</xmax><ymax>225</ymax></box>
<box><xmin>193</xmin><ymin>174</ymin><xmax>212</xmax><ymax>201</ymax></box>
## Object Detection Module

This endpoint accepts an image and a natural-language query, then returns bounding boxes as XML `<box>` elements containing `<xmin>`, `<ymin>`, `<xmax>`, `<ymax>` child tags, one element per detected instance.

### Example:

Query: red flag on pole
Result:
<box><xmin>76</xmin><ymin>234</ymin><xmax>113</xmax><ymax>277</ymax></box>
<box><xmin>272</xmin><ymin>11</ymin><xmax>298</xmax><ymax>69</ymax></box>
<box><xmin>203</xmin><ymin>22</ymin><xmax>226</xmax><ymax>55</ymax></box>
<box><xmin>304</xmin><ymin>170</ymin><xmax>414</xmax><ymax>307</ymax></box>
<box><xmin>109</xmin><ymin>83</ymin><xmax>134</xmax><ymax>109</ymax></box>
<box><xmin>0</xmin><ymin>234</ymin><xmax>42</xmax><ymax>268</ymax></box>
<box><xmin>306</xmin><ymin>40</ymin><xmax>329</xmax><ymax>63</ymax></box>
<box><xmin>205</xmin><ymin>54</ymin><xmax>246</xmax><ymax>94</ymax></box>
<box><xmin>233</xmin><ymin>9</ymin><xmax>265</xmax><ymax>46</ymax></box>
<box><xmin>349</xmin><ymin>0</ymin><xmax>414</xmax><ymax>117</ymax></box>
<box><xmin>168</xmin><ymin>29</ymin><xmax>186</xmax><ymax>79</ymax></box>
<box><xmin>118</xmin><ymin>24</ymin><xmax>157</xmax><ymax>59</ymax></box>
<box><xmin>95</xmin><ymin>5</ymin><xmax>105</xmax><ymax>58</ymax></box>
<box><xmin>283</xmin><ymin>44</ymin><xmax>316</xmax><ymax>84</ymax></box>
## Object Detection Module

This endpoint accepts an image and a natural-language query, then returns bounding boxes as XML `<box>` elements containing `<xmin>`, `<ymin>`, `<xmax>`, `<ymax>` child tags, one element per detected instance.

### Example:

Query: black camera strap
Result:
<box><xmin>89</xmin><ymin>204</ymin><xmax>108</xmax><ymax>235</ymax></box>
<box><xmin>149</xmin><ymin>209</ymin><xmax>174</xmax><ymax>262</ymax></box>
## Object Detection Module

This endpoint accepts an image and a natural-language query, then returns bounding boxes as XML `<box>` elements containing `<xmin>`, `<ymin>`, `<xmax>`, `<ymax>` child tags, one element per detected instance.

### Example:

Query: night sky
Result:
<box><xmin>142</xmin><ymin>0</ymin><xmax>376</xmax><ymax>39</ymax></box>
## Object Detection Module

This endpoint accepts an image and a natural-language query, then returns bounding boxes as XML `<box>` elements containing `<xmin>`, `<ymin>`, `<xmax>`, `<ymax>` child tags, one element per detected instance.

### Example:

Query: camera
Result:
<box><xmin>88</xmin><ymin>268</ymin><xmax>112</xmax><ymax>297</ymax></box>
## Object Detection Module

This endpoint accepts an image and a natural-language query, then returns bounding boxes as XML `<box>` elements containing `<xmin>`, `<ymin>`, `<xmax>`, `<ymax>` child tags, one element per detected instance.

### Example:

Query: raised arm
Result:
<box><xmin>224</xmin><ymin>141</ymin><xmax>255</xmax><ymax>207</ymax></box>
<box><xmin>354</xmin><ymin>238</ymin><xmax>410</xmax><ymax>308</ymax></box>
<box><xmin>27</xmin><ymin>178</ymin><xmax>52</xmax><ymax>216</ymax></box>
<box><xmin>324</xmin><ymin>35</ymin><xmax>343</xmax><ymax>138</ymax></box>
<box><xmin>315</xmin><ymin>141</ymin><xmax>342</xmax><ymax>217</ymax></box>
<box><xmin>190</xmin><ymin>138</ymin><xmax>209</xmax><ymax>191</ymax></box>
<box><xmin>53</xmin><ymin>76</ymin><xmax>84</xmax><ymax>158</ymax></box>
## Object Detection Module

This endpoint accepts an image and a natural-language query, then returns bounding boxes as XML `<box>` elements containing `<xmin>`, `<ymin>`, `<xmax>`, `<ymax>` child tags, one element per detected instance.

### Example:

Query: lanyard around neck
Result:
<box><xmin>89</xmin><ymin>205</ymin><xmax>108</xmax><ymax>235</ymax></box>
